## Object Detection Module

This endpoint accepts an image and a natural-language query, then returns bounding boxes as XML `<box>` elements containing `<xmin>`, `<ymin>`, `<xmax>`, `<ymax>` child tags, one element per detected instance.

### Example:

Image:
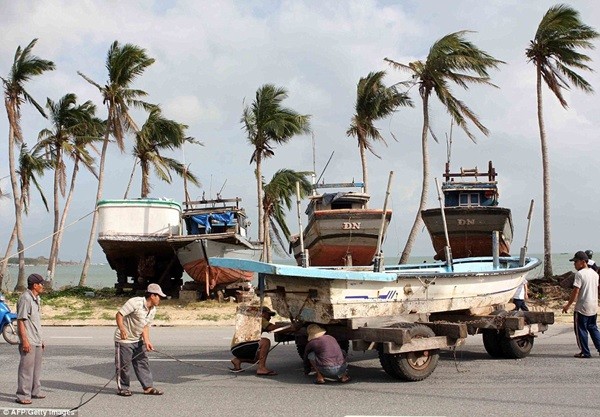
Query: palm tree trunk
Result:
<box><xmin>141</xmin><ymin>161</ymin><xmax>149</xmax><ymax>198</ymax></box>
<box><xmin>52</xmin><ymin>159</ymin><xmax>81</xmax><ymax>279</ymax></box>
<box><xmin>359</xmin><ymin>140</ymin><xmax>369</xmax><ymax>207</ymax></box>
<box><xmin>47</xmin><ymin>149</ymin><xmax>62</xmax><ymax>283</ymax></box>
<box><xmin>256</xmin><ymin>154</ymin><xmax>264</xmax><ymax>242</ymax></box>
<box><xmin>0</xmin><ymin>224</ymin><xmax>17</xmax><ymax>290</ymax></box>
<box><xmin>536</xmin><ymin>65</ymin><xmax>553</xmax><ymax>277</ymax></box>
<box><xmin>5</xmin><ymin>99</ymin><xmax>26</xmax><ymax>290</ymax></box>
<box><xmin>123</xmin><ymin>160</ymin><xmax>137</xmax><ymax>198</ymax></box>
<box><xmin>262</xmin><ymin>210</ymin><xmax>270</xmax><ymax>262</ymax></box>
<box><xmin>400</xmin><ymin>94</ymin><xmax>430</xmax><ymax>264</ymax></box>
<box><xmin>79</xmin><ymin>134</ymin><xmax>109</xmax><ymax>286</ymax></box>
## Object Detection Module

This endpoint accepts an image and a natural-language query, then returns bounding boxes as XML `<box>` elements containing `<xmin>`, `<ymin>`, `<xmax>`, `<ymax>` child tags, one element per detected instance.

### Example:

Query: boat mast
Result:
<box><xmin>434</xmin><ymin>177</ymin><xmax>453</xmax><ymax>270</ymax></box>
<box><xmin>374</xmin><ymin>171</ymin><xmax>393</xmax><ymax>272</ymax></box>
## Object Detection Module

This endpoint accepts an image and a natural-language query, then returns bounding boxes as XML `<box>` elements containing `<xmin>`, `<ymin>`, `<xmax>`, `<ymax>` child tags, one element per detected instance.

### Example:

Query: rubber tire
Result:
<box><xmin>500</xmin><ymin>335</ymin><xmax>534</xmax><ymax>359</ymax></box>
<box><xmin>377</xmin><ymin>324</ymin><xmax>439</xmax><ymax>381</ymax></box>
<box><xmin>2</xmin><ymin>319</ymin><xmax>20</xmax><ymax>345</ymax></box>
<box><xmin>482</xmin><ymin>330</ymin><xmax>506</xmax><ymax>358</ymax></box>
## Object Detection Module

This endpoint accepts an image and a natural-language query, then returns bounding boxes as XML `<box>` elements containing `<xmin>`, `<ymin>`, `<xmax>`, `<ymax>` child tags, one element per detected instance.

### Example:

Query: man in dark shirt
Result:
<box><xmin>303</xmin><ymin>324</ymin><xmax>350</xmax><ymax>384</ymax></box>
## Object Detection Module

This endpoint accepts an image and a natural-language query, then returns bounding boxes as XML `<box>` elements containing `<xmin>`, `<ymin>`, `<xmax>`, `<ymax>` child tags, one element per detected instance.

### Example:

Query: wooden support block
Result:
<box><xmin>422</xmin><ymin>322</ymin><xmax>468</xmax><ymax>339</ymax></box>
<box><xmin>356</xmin><ymin>327</ymin><xmax>411</xmax><ymax>345</ymax></box>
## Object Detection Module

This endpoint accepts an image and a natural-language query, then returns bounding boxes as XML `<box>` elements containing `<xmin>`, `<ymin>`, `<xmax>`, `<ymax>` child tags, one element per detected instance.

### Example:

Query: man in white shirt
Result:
<box><xmin>562</xmin><ymin>251</ymin><xmax>600</xmax><ymax>358</ymax></box>
<box><xmin>115</xmin><ymin>283</ymin><xmax>166</xmax><ymax>396</ymax></box>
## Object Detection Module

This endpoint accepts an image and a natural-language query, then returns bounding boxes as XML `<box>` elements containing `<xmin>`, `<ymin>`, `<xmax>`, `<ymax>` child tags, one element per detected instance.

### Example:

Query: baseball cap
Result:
<box><xmin>27</xmin><ymin>273</ymin><xmax>47</xmax><ymax>286</ymax></box>
<box><xmin>569</xmin><ymin>251</ymin><xmax>589</xmax><ymax>262</ymax></box>
<box><xmin>147</xmin><ymin>283</ymin><xmax>167</xmax><ymax>298</ymax></box>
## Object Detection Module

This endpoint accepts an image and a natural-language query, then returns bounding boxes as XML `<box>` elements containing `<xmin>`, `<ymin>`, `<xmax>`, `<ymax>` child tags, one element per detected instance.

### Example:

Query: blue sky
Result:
<box><xmin>1</xmin><ymin>0</ymin><xmax>599</xmax><ymax>263</ymax></box>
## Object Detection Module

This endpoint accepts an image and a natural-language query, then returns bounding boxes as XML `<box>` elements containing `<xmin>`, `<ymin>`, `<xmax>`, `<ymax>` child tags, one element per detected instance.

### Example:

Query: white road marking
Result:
<box><xmin>49</xmin><ymin>336</ymin><xmax>93</xmax><ymax>339</ymax></box>
<box><xmin>151</xmin><ymin>358</ymin><xmax>230</xmax><ymax>362</ymax></box>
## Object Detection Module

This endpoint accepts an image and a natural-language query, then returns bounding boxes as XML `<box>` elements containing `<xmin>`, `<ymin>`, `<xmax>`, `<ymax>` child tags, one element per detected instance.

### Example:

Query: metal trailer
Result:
<box><xmin>274</xmin><ymin>307</ymin><xmax>554</xmax><ymax>381</ymax></box>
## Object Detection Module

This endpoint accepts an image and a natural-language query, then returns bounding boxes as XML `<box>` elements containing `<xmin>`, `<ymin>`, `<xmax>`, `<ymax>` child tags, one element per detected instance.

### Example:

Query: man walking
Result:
<box><xmin>16</xmin><ymin>273</ymin><xmax>48</xmax><ymax>405</ymax></box>
<box><xmin>562</xmin><ymin>250</ymin><xmax>600</xmax><ymax>358</ymax></box>
<box><xmin>115</xmin><ymin>283</ymin><xmax>166</xmax><ymax>396</ymax></box>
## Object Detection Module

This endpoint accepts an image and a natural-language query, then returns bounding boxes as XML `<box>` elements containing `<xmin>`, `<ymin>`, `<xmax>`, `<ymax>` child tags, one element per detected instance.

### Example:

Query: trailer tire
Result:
<box><xmin>500</xmin><ymin>335</ymin><xmax>534</xmax><ymax>359</ymax></box>
<box><xmin>377</xmin><ymin>324</ymin><xmax>439</xmax><ymax>381</ymax></box>
<box><xmin>482</xmin><ymin>330</ymin><xmax>505</xmax><ymax>358</ymax></box>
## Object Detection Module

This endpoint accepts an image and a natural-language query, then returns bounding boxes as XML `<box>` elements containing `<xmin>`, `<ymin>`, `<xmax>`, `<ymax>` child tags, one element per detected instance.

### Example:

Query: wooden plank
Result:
<box><xmin>523</xmin><ymin>311</ymin><xmax>555</xmax><ymax>325</ymax></box>
<box><xmin>422</xmin><ymin>322</ymin><xmax>468</xmax><ymax>339</ymax></box>
<box><xmin>347</xmin><ymin>315</ymin><xmax>426</xmax><ymax>330</ymax></box>
<box><xmin>383</xmin><ymin>336</ymin><xmax>462</xmax><ymax>354</ymax></box>
<box><xmin>355</xmin><ymin>327</ymin><xmax>411</xmax><ymax>344</ymax></box>
<box><xmin>428</xmin><ymin>314</ymin><xmax>525</xmax><ymax>330</ymax></box>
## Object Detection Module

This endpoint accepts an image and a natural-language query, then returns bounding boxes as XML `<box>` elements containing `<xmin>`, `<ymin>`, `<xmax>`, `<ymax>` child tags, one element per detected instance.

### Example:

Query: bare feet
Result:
<box><xmin>230</xmin><ymin>358</ymin><xmax>243</xmax><ymax>371</ymax></box>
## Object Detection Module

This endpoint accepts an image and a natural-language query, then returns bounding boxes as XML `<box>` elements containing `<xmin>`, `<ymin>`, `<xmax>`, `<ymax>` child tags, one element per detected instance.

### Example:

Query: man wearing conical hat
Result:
<box><xmin>303</xmin><ymin>324</ymin><xmax>350</xmax><ymax>384</ymax></box>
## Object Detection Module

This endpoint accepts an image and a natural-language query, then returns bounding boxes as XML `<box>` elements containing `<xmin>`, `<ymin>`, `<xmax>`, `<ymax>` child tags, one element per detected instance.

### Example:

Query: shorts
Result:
<box><xmin>307</xmin><ymin>352</ymin><xmax>348</xmax><ymax>378</ymax></box>
<box><xmin>231</xmin><ymin>340</ymin><xmax>260</xmax><ymax>360</ymax></box>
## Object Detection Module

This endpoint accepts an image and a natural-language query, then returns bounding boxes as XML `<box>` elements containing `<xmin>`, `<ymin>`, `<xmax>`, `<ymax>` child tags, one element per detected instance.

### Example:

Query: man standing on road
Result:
<box><xmin>115</xmin><ymin>283</ymin><xmax>166</xmax><ymax>396</ymax></box>
<box><xmin>16</xmin><ymin>273</ymin><xmax>48</xmax><ymax>405</ymax></box>
<box><xmin>562</xmin><ymin>251</ymin><xmax>600</xmax><ymax>358</ymax></box>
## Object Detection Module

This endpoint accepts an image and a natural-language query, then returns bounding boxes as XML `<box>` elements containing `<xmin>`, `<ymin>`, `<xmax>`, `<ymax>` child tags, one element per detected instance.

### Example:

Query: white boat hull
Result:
<box><xmin>209</xmin><ymin>257</ymin><xmax>542</xmax><ymax>324</ymax></box>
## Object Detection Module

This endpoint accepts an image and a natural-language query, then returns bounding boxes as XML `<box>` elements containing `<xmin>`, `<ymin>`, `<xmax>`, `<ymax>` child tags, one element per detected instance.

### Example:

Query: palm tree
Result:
<box><xmin>347</xmin><ymin>71</ymin><xmax>413</xmax><ymax>197</ymax></box>
<box><xmin>385</xmin><ymin>31</ymin><xmax>504</xmax><ymax>263</ymax></box>
<box><xmin>526</xmin><ymin>5</ymin><xmax>598</xmax><ymax>278</ymax></box>
<box><xmin>0</xmin><ymin>144</ymin><xmax>52</xmax><ymax>291</ymax></box>
<box><xmin>129</xmin><ymin>106</ymin><xmax>200</xmax><ymax>198</ymax></box>
<box><xmin>1</xmin><ymin>38</ymin><xmax>55</xmax><ymax>289</ymax></box>
<box><xmin>77</xmin><ymin>40</ymin><xmax>155</xmax><ymax>286</ymax></box>
<box><xmin>262</xmin><ymin>169</ymin><xmax>312</xmax><ymax>262</ymax></box>
<box><xmin>241</xmin><ymin>84</ymin><xmax>311</xmax><ymax>243</ymax></box>
<box><xmin>37</xmin><ymin>94</ymin><xmax>103</xmax><ymax>281</ymax></box>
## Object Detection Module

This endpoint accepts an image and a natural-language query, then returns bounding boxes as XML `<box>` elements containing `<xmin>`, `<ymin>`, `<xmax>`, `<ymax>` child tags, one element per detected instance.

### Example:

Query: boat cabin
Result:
<box><xmin>441</xmin><ymin>162</ymin><xmax>499</xmax><ymax>208</ymax></box>
<box><xmin>182</xmin><ymin>197</ymin><xmax>249</xmax><ymax>237</ymax></box>
<box><xmin>305</xmin><ymin>182</ymin><xmax>370</xmax><ymax>216</ymax></box>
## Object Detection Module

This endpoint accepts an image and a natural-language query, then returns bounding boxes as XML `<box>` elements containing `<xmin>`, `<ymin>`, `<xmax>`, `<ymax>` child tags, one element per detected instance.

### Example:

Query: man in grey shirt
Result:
<box><xmin>16</xmin><ymin>273</ymin><xmax>47</xmax><ymax>404</ymax></box>
<box><xmin>562</xmin><ymin>251</ymin><xmax>600</xmax><ymax>358</ymax></box>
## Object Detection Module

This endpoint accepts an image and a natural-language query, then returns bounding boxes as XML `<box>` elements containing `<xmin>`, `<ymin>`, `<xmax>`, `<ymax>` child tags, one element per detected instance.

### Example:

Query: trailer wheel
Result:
<box><xmin>377</xmin><ymin>324</ymin><xmax>439</xmax><ymax>381</ymax></box>
<box><xmin>500</xmin><ymin>335</ymin><xmax>534</xmax><ymax>359</ymax></box>
<box><xmin>482</xmin><ymin>330</ymin><xmax>505</xmax><ymax>358</ymax></box>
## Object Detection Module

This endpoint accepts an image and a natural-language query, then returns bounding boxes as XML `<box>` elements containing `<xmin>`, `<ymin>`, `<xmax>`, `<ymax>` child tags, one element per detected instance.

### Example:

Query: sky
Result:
<box><xmin>1</xmin><ymin>0</ymin><xmax>599</xmax><ymax>265</ymax></box>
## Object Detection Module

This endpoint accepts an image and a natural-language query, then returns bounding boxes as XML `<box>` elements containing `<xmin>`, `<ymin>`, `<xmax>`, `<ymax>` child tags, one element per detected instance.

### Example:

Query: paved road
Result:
<box><xmin>0</xmin><ymin>323</ymin><xmax>598</xmax><ymax>417</ymax></box>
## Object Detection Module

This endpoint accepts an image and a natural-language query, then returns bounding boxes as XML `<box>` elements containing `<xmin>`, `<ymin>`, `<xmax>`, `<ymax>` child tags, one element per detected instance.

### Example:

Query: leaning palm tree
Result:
<box><xmin>262</xmin><ymin>169</ymin><xmax>312</xmax><ymax>263</ymax></box>
<box><xmin>241</xmin><ymin>84</ymin><xmax>311</xmax><ymax>243</ymax></box>
<box><xmin>129</xmin><ymin>106</ymin><xmax>201</xmax><ymax>198</ymax></box>
<box><xmin>38</xmin><ymin>94</ymin><xmax>103</xmax><ymax>281</ymax></box>
<box><xmin>526</xmin><ymin>5</ymin><xmax>598</xmax><ymax>278</ymax></box>
<box><xmin>1</xmin><ymin>38</ymin><xmax>55</xmax><ymax>289</ymax></box>
<box><xmin>347</xmin><ymin>71</ymin><xmax>412</xmax><ymax>197</ymax></box>
<box><xmin>0</xmin><ymin>144</ymin><xmax>52</xmax><ymax>291</ymax></box>
<box><xmin>77</xmin><ymin>40</ymin><xmax>155</xmax><ymax>286</ymax></box>
<box><xmin>385</xmin><ymin>31</ymin><xmax>504</xmax><ymax>264</ymax></box>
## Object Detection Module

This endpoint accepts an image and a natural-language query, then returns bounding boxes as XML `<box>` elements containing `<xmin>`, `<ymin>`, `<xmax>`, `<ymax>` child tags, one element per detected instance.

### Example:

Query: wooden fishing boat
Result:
<box><xmin>421</xmin><ymin>162</ymin><xmax>513</xmax><ymax>260</ymax></box>
<box><xmin>209</xmin><ymin>255</ymin><xmax>541</xmax><ymax>324</ymax></box>
<box><xmin>96</xmin><ymin>198</ymin><xmax>184</xmax><ymax>295</ymax></box>
<box><xmin>167</xmin><ymin>197</ymin><xmax>261</xmax><ymax>294</ymax></box>
<box><xmin>290</xmin><ymin>181</ymin><xmax>392</xmax><ymax>266</ymax></box>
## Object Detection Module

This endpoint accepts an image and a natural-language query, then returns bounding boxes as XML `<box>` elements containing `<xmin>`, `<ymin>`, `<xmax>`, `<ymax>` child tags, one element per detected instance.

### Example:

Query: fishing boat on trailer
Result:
<box><xmin>96</xmin><ymin>198</ymin><xmax>184</xmax><ymax>296</ymax></box>
<box><xmin>210</xmin><ymin>255</ymin><xmax>542</xmax><ymax>324</ymax></box>
<box><xmin>290</xmin><ymin>181</ymin><xmax>392</xmax><ymax>267</ymax></box>
<box><xmin>167</xmin><ymin>197</ymin><xmax>262</xmax><ymax>295</ymax></box>
<box><xmin>421</xmin><ymin>161</ymin><xmax>513</xmax><ymax>261</ymax></box>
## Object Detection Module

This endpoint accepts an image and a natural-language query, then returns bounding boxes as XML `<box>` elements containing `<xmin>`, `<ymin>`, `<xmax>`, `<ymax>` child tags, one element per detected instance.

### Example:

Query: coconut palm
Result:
<box><xmin>77</xmin><ymin>40</ymin><xmax>155</xmax><ymax>286</ymax></box>
<box><xmin>385</xmin><ymin>31</ymin><xmax>504</xmax><ymax>264</ymax></box>
<box><xmin>0</xmin><ymin>144</ymin><xmax>52</xmax><ymax>290</ymax></box>
<box><xmin>526</xmin><ymin>5</ymin><xmax>598</xmax><ymax>278</ymax></box>
<box><xmin>1</xmin><ymin>38</ymin><xmax>55</xmax><ymax>290</ymax></box>
<box><xmin>262</xmin><ymin>169</ymin><xmax>312</xmax><ymax>262</ymax></box>
<box><xmin>128</xmin><ymin>107</ymin><xmax>201</xmax><ymax>198</ymax></box>
<box><xmin>38</xmin><ymin>94</ymin><xmax>103</xmax><ymax>281</ymax></box>
<box><xmin>347</xmin><ymin>71</ymin><xmax>413</xmax><ymax>197</ymax></box>
<box><xmin>242</xmin><ymin>84</ymin><xmax>311</xmax><ymax>243</ymax></box>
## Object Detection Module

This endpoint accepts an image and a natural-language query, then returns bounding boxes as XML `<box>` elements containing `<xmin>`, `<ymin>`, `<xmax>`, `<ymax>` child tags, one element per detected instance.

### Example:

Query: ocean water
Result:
<box><xmin>2</xmin><ymin>252</ymin><xmax>575</xmax><ymax>291</ymax></box>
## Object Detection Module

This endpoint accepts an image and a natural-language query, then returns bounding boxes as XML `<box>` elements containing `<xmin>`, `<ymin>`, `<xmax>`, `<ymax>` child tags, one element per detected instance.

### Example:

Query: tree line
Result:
<box><xmin>1</xmin><ymin>4</ymin><xmax>597</xmax><ymax>291</ymax></box>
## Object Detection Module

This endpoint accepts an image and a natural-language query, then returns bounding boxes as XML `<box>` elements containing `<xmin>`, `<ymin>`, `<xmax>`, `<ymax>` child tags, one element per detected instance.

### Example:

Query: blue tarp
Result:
<box><xmin>188</xmin><ymin>211</ymin><xmax>236</xmax><ymax>234</ymax></box>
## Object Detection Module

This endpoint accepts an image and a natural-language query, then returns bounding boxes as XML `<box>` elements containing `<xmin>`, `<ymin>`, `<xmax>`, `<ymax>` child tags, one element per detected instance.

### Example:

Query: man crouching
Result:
<box><xmin>304</xmin><ymin>324</ymin><xmax>351</xmax><ymax>384</ymax></box>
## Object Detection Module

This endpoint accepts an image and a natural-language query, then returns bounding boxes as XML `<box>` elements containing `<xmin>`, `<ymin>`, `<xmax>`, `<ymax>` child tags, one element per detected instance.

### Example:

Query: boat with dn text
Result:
<box><xmin>289</xmin><ymin>181</ymin><xmax>392</xmax><ymax>266</ymax></box>
<box><xmin>421</xmin><ymin>161</ymin><xmax>513</xmax><ymax>261</ymax></box>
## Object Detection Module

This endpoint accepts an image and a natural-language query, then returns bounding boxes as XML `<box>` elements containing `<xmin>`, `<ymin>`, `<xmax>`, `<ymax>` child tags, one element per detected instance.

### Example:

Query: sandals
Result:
<box><xmin>117</xmin><ymin>389</ymin><xmax>132</xmax><ymax>397</ymax></box>
<box><xmin>15</xmin><ymin>399</ymin><xmax>32</xmax><ymax>405</ymax></box>
<box><xmin>144</xmin><ymin>387</ymin><xmax>164</xmax><ymax>395</ymax></box>
<box><xmin>574</xmin><ymin>353</ymin><xmax>591</xmax><ymax>358</ymax></box>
